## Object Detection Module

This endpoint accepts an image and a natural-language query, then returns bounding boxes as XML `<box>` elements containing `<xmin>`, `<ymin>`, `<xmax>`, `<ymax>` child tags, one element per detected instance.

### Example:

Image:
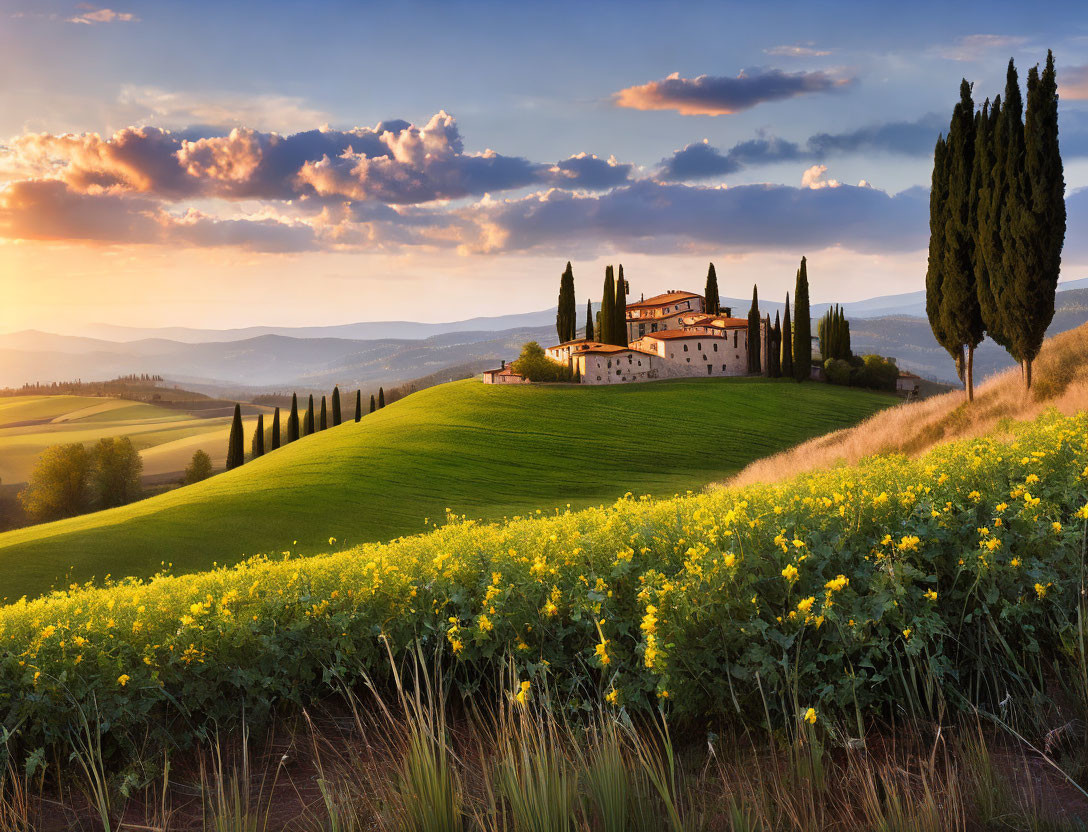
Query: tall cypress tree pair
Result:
<box><xmin>556</xmin><ymin>261</ymin><xmax>577</xmax><ymax>343</ymax></box>
<box><xmin>792</xmin><ymin>258</ymin><xmax>811</xmax><ymax>381</ymax></box>
<box><xmin>225</xmin><ymin>404</ymin><xmax>244</xmax><ymax>470</ymax></box>
<box><xmin>704</xmin><ymin>263</ymin><xmax>720</xmax><ymax>315</ymax></box>
<box><xmin>781</xmin><ymin>293</ymin><xmax>794</xmax><ymax>379</ymax></box>
<box><xmin>287</xmin><ymin>394</ymin><xmax>300</xmax><ymax>442</ymax></box>
<box><xmin>355</xmin><ymin>389</ymin><xmax>362</xmax><ymax>422</ymax></box>
<box><xmin>931</xmin><ymin>54</ymin><xmax>1064</xmax><ymax>393</ymax></box>
<box><xmin>746</xmin><ymin>285</ymin><xmax>761</xmax><ymax>374</ymax></box>
<box><xmin>270</xmin><ymin>407</ymin><xmax>281</xmax><ymax>450</ymax></box>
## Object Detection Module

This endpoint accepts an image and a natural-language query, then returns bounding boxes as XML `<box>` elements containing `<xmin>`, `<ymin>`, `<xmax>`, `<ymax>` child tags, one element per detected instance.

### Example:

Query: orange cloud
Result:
<box><xmin>1059</xmin><ymin>65</ymin><xmax>1088</xmax><ymax>100</ymax></box>
<box><xmin>614</xmin><ymin>69</ymin><xmax>853</xmax><ymax>116</ymax></box>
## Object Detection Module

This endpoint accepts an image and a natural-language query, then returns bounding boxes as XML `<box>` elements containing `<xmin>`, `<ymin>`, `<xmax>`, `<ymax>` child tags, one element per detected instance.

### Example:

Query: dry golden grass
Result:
<box><xmin>727</xmin><ymin>322</ymin><xmax>1088</xmax><ymax>488</ymax></box>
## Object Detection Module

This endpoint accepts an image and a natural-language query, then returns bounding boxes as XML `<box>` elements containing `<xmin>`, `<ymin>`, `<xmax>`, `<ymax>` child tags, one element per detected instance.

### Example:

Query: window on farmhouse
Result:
<box><xmin>607</xmin><ymin>359</ymin><xmax>612</xmax><ymax>368</ymax></box>
<box><xmin>713</xmin><ymin>343</ymin><xmax>718</xmax><ymax>352</ymax></box>
<box><xmin>683</xmin><ymin>344</ymin><xmax>688</xmax><ymax>352</ymax></box>
<box><xmin>707</xmin><ymin>365</ymin><xmax>712</xmax><ymax>375</ymax></box>
<box><xmin>722</xmin><ymin>364</ymin><xmax>727</xmax><ymax>371</ymax></box>
<box><xmin>733</xmin><ymin>332</ymin><xmax>738</xmax><ymax>347</ymax></box>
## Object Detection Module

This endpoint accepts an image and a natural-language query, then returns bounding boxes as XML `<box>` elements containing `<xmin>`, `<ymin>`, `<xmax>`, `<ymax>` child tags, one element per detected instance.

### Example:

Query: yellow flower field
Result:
<box><xmin>2</xmin><ymin>409</ymin><xmax>1086</xmax><ymax>765</ymax></box>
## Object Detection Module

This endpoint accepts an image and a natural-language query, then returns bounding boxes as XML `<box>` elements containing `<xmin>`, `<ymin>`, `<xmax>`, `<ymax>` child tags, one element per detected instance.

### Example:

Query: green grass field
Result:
<box><xmin>0</xmin><ymin>395</ymin><xmax>259</xmax><ymax>485</ymax></box>
<box><xmin>0</xmin><ymin>378</ymin><xmax>892</xmax><ymax>601</ymax></box>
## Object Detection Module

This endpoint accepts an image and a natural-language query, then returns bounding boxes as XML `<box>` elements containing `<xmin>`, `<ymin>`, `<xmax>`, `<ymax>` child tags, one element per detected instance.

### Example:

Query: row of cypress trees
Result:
<box><xmin>818</xmin><ymin>304</ymin><xmax>852</xmax><ymax>362</ymax></box>
<box><xmin>927</xmin><ymin>53</ymin><xmax>1065</xmax><ymax>399</ymax></box>
<box><xmin>224</xmin><ymin>385</ymin><xmax>387</xmax><ymax>471</ymax></box>
<box><xmin>741</xmin><ymin>256</ymin><xmax>813</xmax><ymax>381</ymax></box>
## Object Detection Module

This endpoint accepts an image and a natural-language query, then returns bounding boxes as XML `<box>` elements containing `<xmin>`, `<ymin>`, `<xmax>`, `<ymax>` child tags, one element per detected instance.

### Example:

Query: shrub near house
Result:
<box><xmin>511</xmin><ymin>341</ymin><xmax>574</xmax><ymax>383</ymax></box>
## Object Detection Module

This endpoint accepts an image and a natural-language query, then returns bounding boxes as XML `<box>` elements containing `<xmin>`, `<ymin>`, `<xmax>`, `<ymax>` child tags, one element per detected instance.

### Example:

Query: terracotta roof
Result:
<box><xmin>484</xmin><ymin>366</ymin><xmax>524</xmax><ymax>377</ymax></box>
<box><xmin>579</xmin><ymin>345</ymin><xmax>659</xmax><ymax>357</ymax></box>
<box><xmin>636</xmin><ymin>328</ymin><xmax>726</xmax><ymax>341</ymax></box>
<box><xmin>547</xmin><ymin>339</ymin><xmax>607</xmax><ymax>351</ymax></box>
<box><xmin>626</xmin><ymin>290</ymin><xmax>702</xmax><ymax>310</ymax></box>
<box><xmin>898</xmin><ymin>369</ymin><xmax>921</xmax><ymax>379</ymax></box>
<box><xmin>681</xmin><ymin>314</ymin><xmax>748</xmax><ymax>329</ymax></box>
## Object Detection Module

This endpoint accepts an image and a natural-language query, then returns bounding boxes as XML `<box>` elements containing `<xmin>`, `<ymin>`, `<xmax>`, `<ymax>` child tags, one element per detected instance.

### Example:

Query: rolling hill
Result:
<box><xmin>0</xmin><ymin>395</ymin><xmax>263</xmax><ymax>485</ymax></box>
<box><xmin>0</xmin><ymin>377</ymin><xmax>892</xmax><ymax>601</ymax></box>
<box><xmin>730</xmin><ymin>320</ymin><xmax>1088</xmax><ymax>487</ymax></box>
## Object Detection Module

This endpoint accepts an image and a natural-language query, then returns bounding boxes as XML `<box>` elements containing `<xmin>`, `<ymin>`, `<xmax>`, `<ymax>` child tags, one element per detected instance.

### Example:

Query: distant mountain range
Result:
<box><xmin>2</xmin><ymin>279</ymin><xmax>1085</xmax><ymax>391</ymax></box>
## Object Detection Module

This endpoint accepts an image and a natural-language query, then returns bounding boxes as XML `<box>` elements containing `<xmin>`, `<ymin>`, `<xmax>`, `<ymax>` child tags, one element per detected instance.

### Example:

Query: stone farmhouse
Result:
<box><xmin>536</xmin><ymin>289</ymin><xmax>770</xmax><ymax>386</ymax></box>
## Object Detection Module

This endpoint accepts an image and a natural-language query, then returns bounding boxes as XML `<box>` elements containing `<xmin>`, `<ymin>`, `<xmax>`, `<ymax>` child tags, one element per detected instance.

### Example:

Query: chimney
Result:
<box><xmin>501</xmin><ymin>360</ymin><xmax>506</xmax><ymax>369</ymax></box>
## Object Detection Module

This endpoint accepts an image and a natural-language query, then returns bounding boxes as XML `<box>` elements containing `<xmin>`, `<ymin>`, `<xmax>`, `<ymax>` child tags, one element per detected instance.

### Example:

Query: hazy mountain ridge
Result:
<box><xmin>3</xmin><ymin>280</ymin><xmax>1086</xmax><ymax>390</ymax></box>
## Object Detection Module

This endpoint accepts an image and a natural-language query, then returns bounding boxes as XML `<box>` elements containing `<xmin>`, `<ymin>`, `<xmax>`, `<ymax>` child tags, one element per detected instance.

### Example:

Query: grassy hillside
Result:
<box><xmin>0</xmin><ymin>395</ymin><xmax>260</xmax><ymax>484</ymax></box>
<box><xmin>731</xmin><ymin>320</ymin><xmax>1088</xmax><ymax>487</ymax></box>
<box><xmin>0</xmin><ymin>377</ymin><xmax>891</xmax><ymax>601</ymax></box>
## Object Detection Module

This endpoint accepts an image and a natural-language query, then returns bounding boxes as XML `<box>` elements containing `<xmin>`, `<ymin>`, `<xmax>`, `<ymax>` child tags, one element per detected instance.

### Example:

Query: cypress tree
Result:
<box><xmin>378</xmin><ymin>387</ymin><xmax>385</xmax><ymax>409</ymax></box>
<box><xmin>270</xmin><ymin>407</ymin><xmax>281</xmax><ymax>450</ymax></box>
<box><xmin>599</xmin><ymin>266</ymin><xmax>615</xmax><ymax>346</ymax></box>
<box><xmin>975</xmin><ymin>96</ymin><xmax>1007</xmax><ymax>352</ymax></box>
<box><xmin>251</xmin><ymin>413</ymin><xmax>265</xmax><ymax>458</ymax></box>
<box><xmin>304</xmin><ymin>395</ymin><xmax>315</xmax><ymax>435</ymax></box>
<box><xmin>319</xmin><ymin>395</ymin><xmax>328</xmax><ymax>431</ymax></box>
<box><xmin>770</xmin><ymin>311</ymin><xmax>782</xmax><ymax>377</ymax></box>
<box><xmin>926</xmin><ymin>134</ymin><xmax>960</xmax><ymax>374</ymax></box>
<box><xmin>287</xmin><ymin>394</ymin><xmax>299</xmax><ymax>442</ymax></box>
<box><xmin>704</xmin><ymin>263</ymin><xmax>720</xmax><ymax>315</ymax></box>
<box><xmin>939</xmin><ymin>80</ymin><xmax>985</xmax><ymax>400</ymax></box>
<box><xmin>585</xmin><ymin>300</ymin><xmax>595</xmax><ymax>341</ymax></box>
<box><xmin>613</xmin><ymin>264</ymin><xmax>628</xmax><ymax>346</ymax></box>
<box><xmin>781</xmin><ymin>293</ymin><xmax>793</xmax><ymax>378</ymax></box>
<box><xmin>1015</xmin><ymin>51</ymin><xmax>1065</xmax><ymax>389</ymax></box>
<box><xmin>332</xmin><ymin>386</ymin><xmax>342</xmax><ymax>426</ymax></box>
<box><xmin>840</xmin><ymin>308</ymin><xmax>851</xmax><ymax>359</ymax></box>
<box><xmin>355</xmin><ymin>389</ymin><xmax>362</xmax><ymax>422</ymax></box>
<box><xmin>370</xmin><ymin>394</ymin><xmax>376</xmax><ymax>414</ymax></box>
<box><xmin>998</xmin><ymin>59</ymin><xmax>1030</xmax><ymax>381</ymax></box>
<box><xmin>556</xmin><ymin>261</ymin><xmax>576</xmax><ymax>343</ymax></box>
<box><xmin>225</xmin><ymin>404</ymin><xmax>244</xmax><ymax>470</ymax></box>
<box><xmin>792</xmin><ymin>258</ymin><xmax>811</xmax><ymax>381</ymax></box>
<box><xmin>746</xmin><ymin>285</ymin><xmax>761</xmax><ymax>374</ymax></box>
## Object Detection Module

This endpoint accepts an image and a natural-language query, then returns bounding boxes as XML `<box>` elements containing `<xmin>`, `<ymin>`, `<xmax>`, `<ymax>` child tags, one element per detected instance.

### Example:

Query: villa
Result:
<box><xmin>542</xmin><ymin>289</ymin><xmax>770</xmax><ymax>385</ymax></box>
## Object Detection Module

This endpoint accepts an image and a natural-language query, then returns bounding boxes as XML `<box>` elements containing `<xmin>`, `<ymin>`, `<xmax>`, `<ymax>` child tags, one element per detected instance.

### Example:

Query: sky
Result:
<box><xmin>1</xmin><ymin>0</ymin><xmax>1087</xmax><ymax>332</ymax></box>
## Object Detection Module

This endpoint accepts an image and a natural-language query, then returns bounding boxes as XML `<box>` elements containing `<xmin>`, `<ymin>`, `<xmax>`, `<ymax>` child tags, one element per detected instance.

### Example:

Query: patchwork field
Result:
<box><xmin>0</xmin><ymin>395</ymin><xmax>261</xmax><ymax>485</ymax></box>
<box><xmin>0</xmin><ymin>377</ymin><xmax>892</xmax><ymax>600</ymax></box>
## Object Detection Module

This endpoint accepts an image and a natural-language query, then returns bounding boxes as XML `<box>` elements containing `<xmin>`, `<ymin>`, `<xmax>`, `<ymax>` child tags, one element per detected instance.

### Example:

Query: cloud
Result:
<box><xmin>454</xmin><ymin>179</ymin><xmax>929</xmax><ymax>256</ymax></box>
<box><xmin>0</xmin><ymin>179</ymin><xmax>316</xmax><ymax>252</ymax></box>
<box><xmin>613</xmin><ymin>68</ymin><xmax>853</xmax><ymax>116</ymax></box>
<box><xmin>4</xmin><ymin>112</ymin><xmax>633</xmax><ymax>207</ymax></box>
<box><xmin>117</xmin><ymin>86</ymin><xmax>328</xmax><ymax>133</ymax></box>
<box><xmin>547</xmin><ymin>153</ymin><xmax>633</xmax><ymax>189</ymax></box>
<box><xmin>1060</xmin><ymin>64</ymin><xmax>1088</xmax><ymax>100</ymax></box>
<box><xmin>937</xmin><ymin>34</ymin><xmax>1028</xmax><ymax>62</ymax></box>
<box><xmin>68</xmin><ymin>6</ymin><xmax>137</xmax><ymax>24</ymax></box>
<box><xmin>800</xmin><ymin>164</ymin><xmax>840</xmax><ymax>189</ymax></box>
<box><xmin>658</xmin><ymin>114</ymin><xmax>947</xmax><ymax>182</ymax></box>
<box><xmin>764</xmin><ymin>44</ymin><xmax>832</xmax><ymax>57</ymax></box>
